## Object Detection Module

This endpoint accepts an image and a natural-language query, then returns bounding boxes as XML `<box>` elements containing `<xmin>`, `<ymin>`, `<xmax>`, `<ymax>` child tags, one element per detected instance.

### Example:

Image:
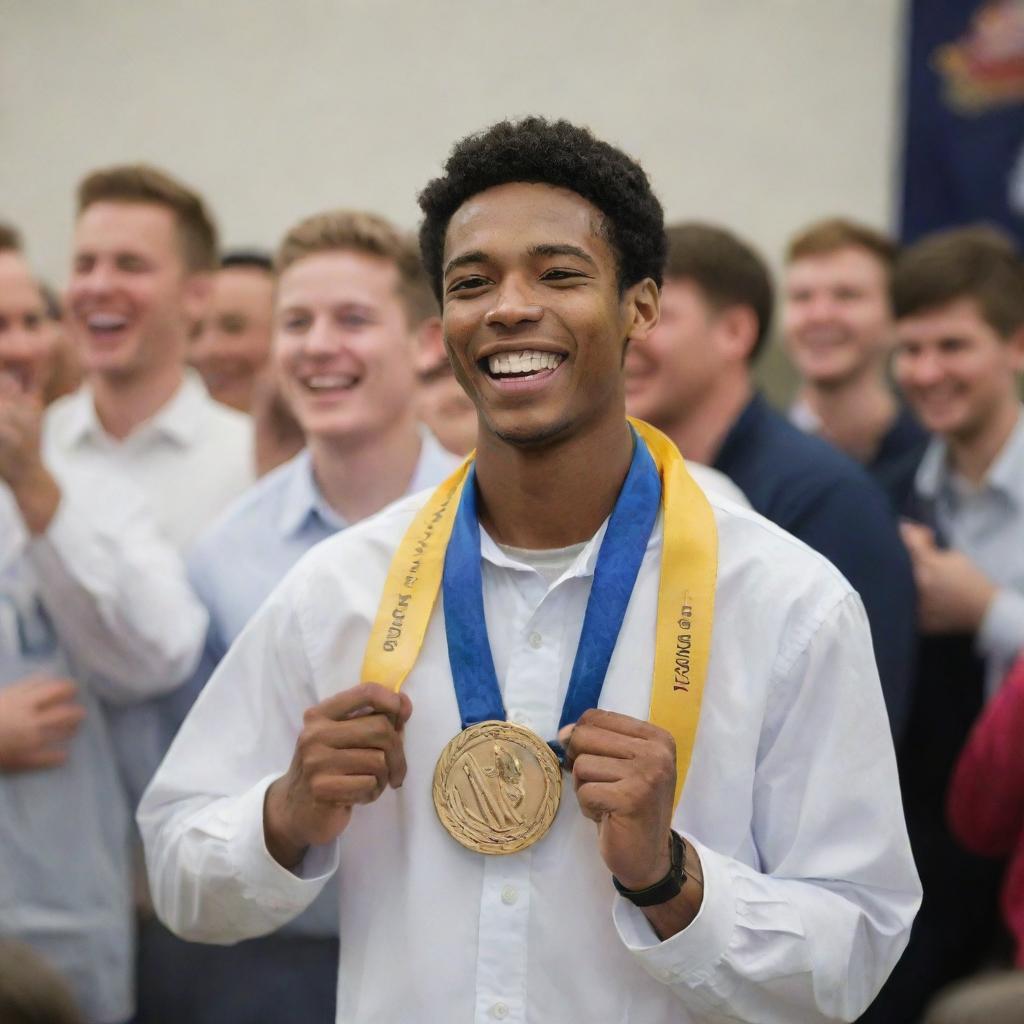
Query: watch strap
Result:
<box><xmin>612</xmin><ymin>830</ymin><xmax>686</xmax><ymax>907</ymax></box>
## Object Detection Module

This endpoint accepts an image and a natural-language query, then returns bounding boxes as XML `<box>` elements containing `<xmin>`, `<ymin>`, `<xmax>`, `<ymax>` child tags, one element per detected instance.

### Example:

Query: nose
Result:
<box><xmin>898</xmin><ymin>347</ymin><xmax>945</xmax><ymax>390</ymax></box>
<box><xmin>73</xmin><ymin>261</ymin><xmax>116</xmax><ymax>297</ymax></box>
<box><xmin>301</xmin><ymin>316</ymin><xmax>341</xmax><ymax>357</ymax></box>
<box><xmin>484</xmin><ymin>277</ymin><xmax>543</xmax><ymax>330</ymax></box>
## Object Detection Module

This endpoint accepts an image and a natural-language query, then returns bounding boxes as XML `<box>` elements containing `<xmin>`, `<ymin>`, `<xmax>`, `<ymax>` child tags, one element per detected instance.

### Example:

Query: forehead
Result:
<box><xmin>786</xmin><ymin>246</ymin><xmax>888</xmax><ymax>288</ymax></box>
<box><xmin>214</xmin><ymin>266</ymin><xmax>274</xmax><ymax>305</ymax></box>
<box><xmin>277</xmin><ymin>250</ymin><xmax>401</xmax><ymax>306</ymax></box>
<box><xmin>895</xmin><ymin>297</ymin><xmax>995</xmax><ymax>340</ymax></box>
<box><xmin>74</xmin><ymin>200</ymin><xmax>180</xmax><ymax>255</ymax></box>
<box><xmin>444</xmin><ymin>182</ymin><xmax>611</xmax><ymax>267</ymax></box>
<box><xmin>0</xmin><ymin>254</ymin><xmax>43</xmax><ymax>312</ymax></box>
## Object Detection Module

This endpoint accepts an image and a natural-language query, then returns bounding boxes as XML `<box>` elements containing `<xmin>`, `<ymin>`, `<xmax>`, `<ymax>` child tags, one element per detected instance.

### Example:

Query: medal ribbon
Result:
<box><xmin>359</xmin><ymin>418</ymin><xmax>718</xmax><ymax>808</ymax></box>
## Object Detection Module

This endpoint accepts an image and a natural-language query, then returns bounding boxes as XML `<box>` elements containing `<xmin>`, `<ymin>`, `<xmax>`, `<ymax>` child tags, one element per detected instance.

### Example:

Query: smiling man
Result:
<box><xmin>140</xmin><ymin>118</ymin><xmax>919</xmax><ymax>1023</ymax></box>
<box><xmin>0</xmin><ymin>229</ymin><xmax>206</xmax><ymax>1024</ymax></box>
<box><xmin>136</xmin><ymin>210</ymin><xmax>460</xmax><ymax>1024</ymax></box>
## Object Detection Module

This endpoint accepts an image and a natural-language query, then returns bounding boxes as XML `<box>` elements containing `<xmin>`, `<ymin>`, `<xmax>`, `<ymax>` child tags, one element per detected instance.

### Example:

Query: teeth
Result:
<box><xmin>487</xmin><ymin>350</ymin><xmax>562</xmax><ymax>376</ymax></box>
<box><xmin>306</xmin><ymin>374</ymin><xmax>357</xmax><ymax>390</ymax></box>
<box><xmin>87</xmin><ymin>313</ymin><xmax>128</xmax><ymax>329</ymax></box>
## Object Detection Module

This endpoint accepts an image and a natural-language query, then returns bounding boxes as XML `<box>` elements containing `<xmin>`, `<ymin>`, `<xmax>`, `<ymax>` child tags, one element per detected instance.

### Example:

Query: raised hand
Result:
<box><xmin>0</xmin><ymin>372</ymin><xmax>60</xmax><ymax>533</ymax></box>
<box><xmin>263</xmin><ymin>682</ymin><xmax>413</xmax><ymax>869</ymax></box>
<box><xmin>0</xmin><ymin>675</ymin><xmax>87</xmax><ymax>772</ymax></box>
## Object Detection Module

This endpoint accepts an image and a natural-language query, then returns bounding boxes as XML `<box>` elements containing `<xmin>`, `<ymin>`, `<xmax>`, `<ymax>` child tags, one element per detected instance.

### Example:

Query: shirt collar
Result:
<box><xmin>915</xmin><ymin>404</ymin><xmax>1024</xmax><ymax>505</ymax></box>
<box><xmin>58</xmin><ymin>370</ymin><xmax>211</xmax><ymax>449</ymax></box>
<box><xmin>479</xmin><ymin>518</ymin><xmax>608</xmax><ymax>581</ymax></box>
<box><xmin>277</xmin><ymin>449</ymin><xmax>348</xmax><ymax>538</ymax></box>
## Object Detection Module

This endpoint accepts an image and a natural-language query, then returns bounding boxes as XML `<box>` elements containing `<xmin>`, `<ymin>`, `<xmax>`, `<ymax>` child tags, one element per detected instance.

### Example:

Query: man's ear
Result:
<box><xmin>415</xmin><ymin>316</ymin><xmax>445</xmax><ymax>373</ymax></box>
<box><xmin>716</xmin><ymin>304</ymin><xmax>760</xmax><ymax>363</ymax></box>
<box><xmin>182</xmin><ymin>272</ymin><xmax>214</xmax><ymax>324</ymax></box>
<box><xmin>624</xmin><ymin>278</ymin><xmax>660</xmax><ymax>344</ymax></box>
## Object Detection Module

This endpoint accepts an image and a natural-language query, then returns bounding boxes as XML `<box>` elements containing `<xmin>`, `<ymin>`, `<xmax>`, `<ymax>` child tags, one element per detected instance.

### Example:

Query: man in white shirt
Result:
<box><xmin>140</xmin><ymin>117</ymin><xmax>920</xmax><ymax>1023</ymax></box>
<box><xmin>46</xmin><ymin>164</ymin><xmax>253</xmax><ymax>551</ymax></box>
<box><xmin>140</xmin><ymin>210</ymin><xmax>461</xmax><ymax>1024</ymax></box>
<box><xmin>0</xmin><ymin>234</ymin><xmax>206</xmax><ymax>1023</ymax></box>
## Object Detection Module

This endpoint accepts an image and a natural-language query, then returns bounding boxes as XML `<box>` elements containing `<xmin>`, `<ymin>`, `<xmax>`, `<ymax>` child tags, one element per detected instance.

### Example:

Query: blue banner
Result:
<box><xmin>900</xmin><ymin>0</ymin><xmax>1024</xmax><ymax>246</ymax></box>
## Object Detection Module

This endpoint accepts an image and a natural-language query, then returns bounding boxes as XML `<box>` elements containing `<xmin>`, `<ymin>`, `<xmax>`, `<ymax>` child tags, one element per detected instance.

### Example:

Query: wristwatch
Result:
<box><xmin>612</xmin><ymin>830</ymin><xmax>686</xmax><ymax>907</ymax></box>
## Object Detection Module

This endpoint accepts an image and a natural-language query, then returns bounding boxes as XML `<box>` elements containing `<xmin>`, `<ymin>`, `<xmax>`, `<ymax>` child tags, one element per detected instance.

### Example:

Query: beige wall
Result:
<box><xmin>1</xmin><ymin>0</ymin><xmax>905</xmax><ymax>382</ymax></box>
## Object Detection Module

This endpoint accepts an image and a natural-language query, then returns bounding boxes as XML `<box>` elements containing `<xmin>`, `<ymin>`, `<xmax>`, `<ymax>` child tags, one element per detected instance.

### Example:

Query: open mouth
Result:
<box><xmin>481</xmin><ymin>349</ymin><xmax>565</xmax><ymax>384</ymax></box>
<box><xmin>85</xmin><ymin>312</ymin><xmax>131</xmax><ymax>343</ymax></box>
<box><xmin>300</xmin><ymin>373</ymin><xmax>361</xmax><ymax>395</ymax></box>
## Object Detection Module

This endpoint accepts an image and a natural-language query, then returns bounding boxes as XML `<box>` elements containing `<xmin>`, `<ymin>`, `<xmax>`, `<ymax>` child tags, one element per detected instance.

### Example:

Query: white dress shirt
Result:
<box><xmin>1</xmin><ymin>466</ymin><xmax>207</xmax><ymax>1024</ymax></box>
<box><xmin>44</xmin><ymin>370</ymin><xmax>254</xmax><ymax>550</ymax></box>
<box><xmin>140</xmin><ymin>488</ymin><xmax>921</xmax><ymax>1023</ymax></box>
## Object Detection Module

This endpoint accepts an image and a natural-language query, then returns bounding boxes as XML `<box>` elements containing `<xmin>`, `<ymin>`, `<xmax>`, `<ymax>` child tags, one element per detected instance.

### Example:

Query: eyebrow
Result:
<box><xmin>443</xmin><ymin>243</ymin><xmax>598</xmax><ymax>278</ymax></box>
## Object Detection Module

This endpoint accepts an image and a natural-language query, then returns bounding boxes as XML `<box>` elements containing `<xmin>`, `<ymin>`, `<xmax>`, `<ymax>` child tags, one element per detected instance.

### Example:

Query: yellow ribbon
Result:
<box><xmin>360</xmin><ymin>418</ymin><xmax>718</xmax><ymax>808</ymax></box>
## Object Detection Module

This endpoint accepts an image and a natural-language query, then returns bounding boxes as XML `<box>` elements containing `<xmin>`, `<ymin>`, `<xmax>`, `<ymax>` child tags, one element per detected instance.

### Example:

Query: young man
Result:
<box><xmin>865</xmin><ymin>227</ymin><xmax>1024</xmax><ymax>1022</ymax></box>
<box><xmin>137</xmin><ymin>211</ymin><xmax>461</xmax><ymax>1024</ymax></box>
<box><xmin>783</xmin><ymin>218</ymin><xmax>928</xmax><ymax>506</ymax></box>
<box><xmin>0</xmin><ymin>234</ymin><xmax>205</xmax><ymax>1023</ymax></box>
<box><xmin>140</xmin><ymin>118</ymin><xmax>920</xmax><ymax>1023</ymax></box>
<box><xmin>625</xmin><ymin>222</ymin><xmax>918</xmax><ymax>740</ymax></box>
<box><xmin>47</xmin><ymin>164</ymin><xmax>253</xmax><ymax>551</ymax></box>
<box><xmin>189</xmin><ymin>249</ymin><xmax>276</xmax><ymax>413</ymax></box>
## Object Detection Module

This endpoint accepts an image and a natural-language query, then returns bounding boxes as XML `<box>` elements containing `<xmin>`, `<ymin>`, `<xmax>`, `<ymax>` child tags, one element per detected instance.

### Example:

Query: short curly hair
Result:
<box><xmin>418</xmin><ymin>117</ymin><xmax>666</xmax><ymax>302</ymax></box>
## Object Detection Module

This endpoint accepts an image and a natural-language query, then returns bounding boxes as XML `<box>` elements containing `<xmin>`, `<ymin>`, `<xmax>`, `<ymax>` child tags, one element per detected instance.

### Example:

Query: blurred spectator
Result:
<box><xmin>864</xmin><ymin>226</ymin><xmax>1024</xmax><ymax>1022</ymax></box>
<box><xmin>137</xmin><ymin>210</ymin><xmax>461</xmax><ymax>1024</ymax></box>
<box><xmin>46</xmin><ymin>163</ymin><xmax>254</xmax><ymax>550</ymax></box>
<box><xmin>250</xmin><ymin>367</ymin><xmax>305</xmax><ymax>475</ymax></box>
<box><xmin>0</xmin><ymin>939</ymin><xmax>84</xmax><ymax>1024</ymax></box>
<box><xmin>189</xmin><ymin>249</ymin><xmax>275</xmax><ymax>412</ymax></box>
<box><xmin>415</xmin><ymin>314</ymin><xmax>477</xmax><ymax>455</ymax></box>
<box><xmin>783</xmin><ymin>218</ymin><xmax>928</xmax><ymax>507</ymax></box>
<box><xmin>918</xmin><ymin>653</ymin><xmax>1024</xmax><ymax>1023</ymax></box>
<box><xmin>625</xmin><ymin>221</ymin><xmax>917</xmax><ymax>739</ymax></box>
<box><xmin>0</xmin><ymin>238</ymin><xmax>206</xmax><ymax>1024</ymax></box>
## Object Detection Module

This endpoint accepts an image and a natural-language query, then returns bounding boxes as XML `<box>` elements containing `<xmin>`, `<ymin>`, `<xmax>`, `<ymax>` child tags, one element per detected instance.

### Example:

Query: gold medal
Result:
<box><xmin>432</xmin><ymin>720</ymin><xmax>562</xmax><ymax>855</ymax></box>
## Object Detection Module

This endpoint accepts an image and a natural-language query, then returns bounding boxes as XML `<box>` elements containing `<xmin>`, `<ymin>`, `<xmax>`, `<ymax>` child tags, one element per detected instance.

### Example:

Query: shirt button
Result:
<box><xmin>528</xmin><ymin>631</ymin><xmax>543</xmax><ymax>649</ymax></box>
<box><xmin>491</xmin><ymin>1002</ymin><xmax>510</xmax><ymax>1019</ymax></box>
<box><xmin>501</xmin><ymin>885</ymin><xmax>518</xmax><ymax>905</ymax></box>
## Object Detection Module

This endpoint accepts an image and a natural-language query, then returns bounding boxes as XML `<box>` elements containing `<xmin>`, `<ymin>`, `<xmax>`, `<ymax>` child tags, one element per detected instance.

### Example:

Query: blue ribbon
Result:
<box><xmin>441</xmin><ymin>429</ymin><xmax>662</xmax><ymax>758</ymax></box>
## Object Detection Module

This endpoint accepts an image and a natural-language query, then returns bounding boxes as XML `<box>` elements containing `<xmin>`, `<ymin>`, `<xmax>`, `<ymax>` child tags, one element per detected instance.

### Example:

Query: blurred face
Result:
<box><xmin>624</xmin><ymin>277</ymin><xmax>726</xmax><ymax>428</ymax></box>
<box><xmin>191</xmin><ymin>266</ymin><xmax>274</xmax><ymax>410</ymax></box>
<box><xmin>68</xmin><ymin>201</ymin><xmax>208</xmax><ymax>382</ymax></box>
<box><xmin>783</xmin><ymin>246</ymin><xmax>892</xmax><ymax>388</ymax></box>
<box><xmin>442</xmin><ymin>182</ymin><xmax>654</xmax><ymax>448</ymax></box>
<box><xmin>415</xmin><ymin>320</ymin><xmax>478</xmax><ymax>455</ymax></box>
<box><xmin>0</xmin><ymin>253</ymin><xmax>51</xmax><ymax>399</ymax></box>
<box><xmin>893</xmin><ymin>297</ymin><xmax>1024</xmax><ymax>443</ymax></box>
<box><xmin>273</xmin><ymin>250</ymin><xmax>419</xmax><ymax>445</ymax></box>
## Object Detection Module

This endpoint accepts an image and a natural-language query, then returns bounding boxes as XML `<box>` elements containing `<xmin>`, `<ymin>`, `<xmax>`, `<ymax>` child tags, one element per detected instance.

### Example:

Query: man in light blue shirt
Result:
<box><xmin>864</xmin><ymin>226</ymin><xmax>1024</xmax><ymax>1022</ymax></box>
<box><xmin>139</xmin><ymin>209</ymin><xmax>461</xmax><ymax>1024</ymax></box>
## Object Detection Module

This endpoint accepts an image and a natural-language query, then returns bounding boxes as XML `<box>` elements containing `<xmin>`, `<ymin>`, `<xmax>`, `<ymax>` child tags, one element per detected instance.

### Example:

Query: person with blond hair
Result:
<box><xmin>137</xmin><ymin>209</ymin><xmax>459</xmax><ymax>1024</ymax></box>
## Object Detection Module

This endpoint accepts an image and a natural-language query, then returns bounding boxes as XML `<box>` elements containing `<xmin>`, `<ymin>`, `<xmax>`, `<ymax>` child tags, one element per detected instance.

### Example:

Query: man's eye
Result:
<box><xmin>542</xmin><ymin>269</ymin><xmax>583</xmax><ymax>282</ymax></box>
<box><xmin>448</xmin><ymin>276</ymin><xmax>488</xmax><ymax>294</ymax></box>
<box><xmin>281</xmin><ymin>317</ymin><xmax>309</xmax><ymax>331</ymax></box>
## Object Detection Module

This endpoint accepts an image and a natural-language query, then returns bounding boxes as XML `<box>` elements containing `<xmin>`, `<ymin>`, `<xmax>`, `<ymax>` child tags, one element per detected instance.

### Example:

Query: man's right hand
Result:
<box><xmin>263</xmin><ymin>682</ymin><xmax>413</xmax><ymax>870</ymax></box>
<box><xmin>0</xmin><ymin>675</ymin><xmax>86</xmax><ymax>772</ymax></box>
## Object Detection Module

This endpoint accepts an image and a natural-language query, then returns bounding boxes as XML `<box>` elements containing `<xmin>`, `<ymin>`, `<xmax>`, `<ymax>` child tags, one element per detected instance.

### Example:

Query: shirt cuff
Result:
<box><xmin>227</xmin><ymin>774</ymin><xmax>340</xmax><ymax>912</ymax></box>
<box><xmin>977</xmin><ymin>588</ymin><xmax>1024</xmax><ymax>664</ymax></box>
<box><xmin>613</xmin><ymin>834</ymin><xmax>735</xmax><ymax>986</ymax></box>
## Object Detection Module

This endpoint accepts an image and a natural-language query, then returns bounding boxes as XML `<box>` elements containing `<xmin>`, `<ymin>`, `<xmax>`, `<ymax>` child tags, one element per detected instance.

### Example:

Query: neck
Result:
<box><xmin>948</xmin><ymin>400</ymin><xmax>1021</xmax><ymax>486</ymax></box>
<box><xmin>91</xmin><ymin>363</ymin><xmax>186</xmax><ymax>441</ymax></box>
<box><xmin>474</xmin><ymin>413</ymin><xmax>633</xmax><ymax>549</ymax></box>
<box><xmin>657</xmin><ymin>372</ymin><xmax>752</xmax><ymax>465</ymax></box>
<box><xmin>309</xmin><ymin>410</ymin><xmax>423</xmax><ymax>524</ymax></box>
<box><xmin>799</xmin><ymin>368</ymin><xmax>896</xmax><ymax>464</ymax></box>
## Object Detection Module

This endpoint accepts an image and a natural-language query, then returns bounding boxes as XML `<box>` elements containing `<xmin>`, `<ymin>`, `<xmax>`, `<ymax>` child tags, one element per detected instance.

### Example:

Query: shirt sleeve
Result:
<box><xmin>947</xmin><ymin>655</ymin><xmax>1024</xmax><ymax>859</ymax></box>
<box><xmin>138</xmin><ymin>571</ymin><xmax>336</xmax><ymax>943</ymax></box>
<box><xmin>613</xmin><ymin>592</ymin><xmax>922</xmax><ymax>1023</ymax></box>
<box><xmin>24</xmin><ymin>479</ymin><xmax>208</xmax><ymax>702</ymax></box>
<box><xmin>977</xmin><ymin>586</ymin><xmax>1024</xmax><ymax>666</ymax></box>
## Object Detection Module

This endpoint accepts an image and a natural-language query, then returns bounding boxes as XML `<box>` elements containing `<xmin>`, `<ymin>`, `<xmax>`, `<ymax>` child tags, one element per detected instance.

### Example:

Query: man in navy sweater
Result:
<box><xmin>626</xmin><ymin>222</ymin><xmax>916</xmax><ymax>740</ymax></box>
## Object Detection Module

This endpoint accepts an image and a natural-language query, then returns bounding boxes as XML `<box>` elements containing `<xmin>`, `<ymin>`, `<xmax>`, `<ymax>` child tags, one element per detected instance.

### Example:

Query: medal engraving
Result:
<box><xmin>433</xmin><ymin>721</ymin><xmax>562</xmax><ymax>854</ymax></box>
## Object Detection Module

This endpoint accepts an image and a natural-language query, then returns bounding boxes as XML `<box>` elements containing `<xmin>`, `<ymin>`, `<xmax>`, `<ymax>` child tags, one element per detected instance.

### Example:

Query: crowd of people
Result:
<box><xmin>1</xmin><ymin>116</ymin><xmax>1022</xmax><ymax>1024</ymax></box>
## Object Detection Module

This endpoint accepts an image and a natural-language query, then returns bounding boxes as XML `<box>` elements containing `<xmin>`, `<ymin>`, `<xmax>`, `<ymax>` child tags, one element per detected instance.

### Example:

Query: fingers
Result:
<box><xmin>305</xmin><ymin>747</ymin><xmax>389</xmax><ymax>804</ymax></box>
<box><xmin>314</xmin><ymin>682</ymin><xmax>408</xmax><ymax>725</ymax></box>
<box><xmin>18</xmin><ymin>746</ymin><xmax>70</xmax><ymax>771</ymax></box>
<box><xmin>37</xmin><ymin>702</ymin><xmax>87</xmax><ymax>740</ymax></box>
<box><xmin>900</xmin><ymin>520</ymin><xmax>935</xmax><ymax>554</ymax></box>
<box><xmin>27</xmin><ymin>677</ymin><xmax>79</xmax><ymax>708</ymax></box>
<box><xmin>561</xmin><ymin>709</ymin><xmax>665</xmax><ymax>769</ymax></box>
